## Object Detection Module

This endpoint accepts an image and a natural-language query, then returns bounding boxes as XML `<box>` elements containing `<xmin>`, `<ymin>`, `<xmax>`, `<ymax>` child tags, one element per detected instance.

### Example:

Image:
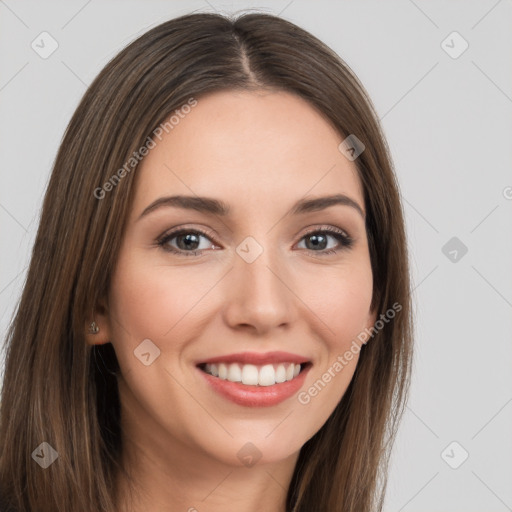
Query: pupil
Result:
<box><xmin>178</xmin><ymin>233</ymin><xmax>199</xmax><ymax>250</ymax></box>
<box><xmin>306</xmin><ymin>234</ymin><xmax>326</xmax><ymax>250</ymax></box>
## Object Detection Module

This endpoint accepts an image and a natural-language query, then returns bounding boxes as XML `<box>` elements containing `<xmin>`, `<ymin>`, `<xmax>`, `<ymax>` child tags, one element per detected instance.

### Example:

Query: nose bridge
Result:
<box><xmin>222</xmin><ymin>235</ymin><xmax>295</xmax><ymax>331</ymax></box>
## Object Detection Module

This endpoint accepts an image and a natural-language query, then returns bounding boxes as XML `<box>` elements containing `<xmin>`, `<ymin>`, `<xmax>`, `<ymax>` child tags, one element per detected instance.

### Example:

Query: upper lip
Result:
<box><xmin>197</xmin><ymin>351</ymin><xmax>311</xmax><ymax>366</ymax></box>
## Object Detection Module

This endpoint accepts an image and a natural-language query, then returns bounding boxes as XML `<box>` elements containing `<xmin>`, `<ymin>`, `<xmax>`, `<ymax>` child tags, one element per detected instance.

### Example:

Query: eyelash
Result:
<box><xmin>156</xmin><ymin>226</ymin><xmax>354</xmax><ymax>258</ymax></box>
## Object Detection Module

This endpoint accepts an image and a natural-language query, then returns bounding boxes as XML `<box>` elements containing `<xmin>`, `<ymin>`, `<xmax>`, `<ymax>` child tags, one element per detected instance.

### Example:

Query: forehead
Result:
<box><xmin>132</xmin><ymin>89</ymin><xmax>364</xmax><ymax>218</ymax></box>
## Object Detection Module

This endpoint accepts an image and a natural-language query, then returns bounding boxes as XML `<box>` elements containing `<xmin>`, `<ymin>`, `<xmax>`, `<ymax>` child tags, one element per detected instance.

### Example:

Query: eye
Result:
<box><xmin>296</xmin><ymin>227</ymin><xmax>353</xmax><ymax>256</ymax></box>
<box><xmin>157</xmin><ymin>228</ymin><xmax>218</xmax><ymax>257</ymax></box>
<box><xmin>156</xmin><ymin>225</ymin><xmax>353</xmax><ymax>258</ymax></box>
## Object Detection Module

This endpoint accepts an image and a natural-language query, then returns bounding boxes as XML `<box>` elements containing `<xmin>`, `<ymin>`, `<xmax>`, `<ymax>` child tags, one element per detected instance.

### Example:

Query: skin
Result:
<box><xmin>87</xmin><ymin>89</ymin><xmax>377</xmax><ymax>512</ymax></box>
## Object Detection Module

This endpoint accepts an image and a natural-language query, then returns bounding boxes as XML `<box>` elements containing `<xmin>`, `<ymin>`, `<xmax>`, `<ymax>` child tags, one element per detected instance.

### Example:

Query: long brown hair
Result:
<box><xmin>0</xmin><ymin>12</ymin><xmax>413</xmax><ymax>512</ymax></box>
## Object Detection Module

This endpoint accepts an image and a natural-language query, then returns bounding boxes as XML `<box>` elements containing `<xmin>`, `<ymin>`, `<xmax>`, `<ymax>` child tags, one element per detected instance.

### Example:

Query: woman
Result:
<box><xmin>0</xmin><ymin>12</ymin><xmax>413</xmax><ymax>512</ymax></box>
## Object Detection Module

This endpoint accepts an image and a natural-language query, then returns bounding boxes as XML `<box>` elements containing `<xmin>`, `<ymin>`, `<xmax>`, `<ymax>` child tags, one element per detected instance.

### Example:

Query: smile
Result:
<box><xmin>199</xmin><ymin>362</ymin><xmax>304</xmax><ymax>386</ymax></box>
<box><xmin>195</xmin><ymin>351</ymin><xmax>313</xmax><ymax>407</ymax></box>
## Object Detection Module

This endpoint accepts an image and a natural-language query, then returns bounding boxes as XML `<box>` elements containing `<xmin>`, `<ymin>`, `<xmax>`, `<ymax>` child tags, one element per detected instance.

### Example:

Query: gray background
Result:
<box><xmin>1</xmin><ymin>1</ymin><xmax>511</xmax><ymax>510</ymax></box>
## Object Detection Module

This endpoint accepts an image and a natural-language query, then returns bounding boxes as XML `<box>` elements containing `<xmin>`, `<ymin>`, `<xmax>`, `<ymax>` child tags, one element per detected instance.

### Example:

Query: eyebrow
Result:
<box><xmin>137</xmin><ymin>193</ymin><xmax>365</xmax><ymax>221</ymax></box>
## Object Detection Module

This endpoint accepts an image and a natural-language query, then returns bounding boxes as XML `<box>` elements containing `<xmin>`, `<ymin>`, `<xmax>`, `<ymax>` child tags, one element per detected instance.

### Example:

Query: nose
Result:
<box><xmin>222</xmin><ymin>246</ymin><xmax>297</xmax><ymax>335</ymax></box>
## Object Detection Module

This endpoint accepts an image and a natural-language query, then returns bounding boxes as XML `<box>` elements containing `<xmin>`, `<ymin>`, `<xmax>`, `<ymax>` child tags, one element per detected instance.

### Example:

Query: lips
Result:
<box><xmin>196</xmin><ymin>351</ymin><xmax>311</xmax><ymax>386</ymax></box>
<box><xmin>197</xmin><ymin>351</ymin><xmax>311</xmax><ymax>366</ymax></box>
<box><xmin>195</xmin><ymin>351</ymin><xmax>312</xmax><ymax>407</ymax></box>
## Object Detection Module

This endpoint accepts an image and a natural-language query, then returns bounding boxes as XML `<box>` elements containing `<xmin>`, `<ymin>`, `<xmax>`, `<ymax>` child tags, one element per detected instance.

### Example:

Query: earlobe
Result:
<box><xmin>88</xmin><ymin>321</ymin><xmax>100</xmax><ymax>335</ymax></box>
<box><xmin>84</xmin><ymin>298</ymin><xmax>111</xmax><ymax>346</ymax></box>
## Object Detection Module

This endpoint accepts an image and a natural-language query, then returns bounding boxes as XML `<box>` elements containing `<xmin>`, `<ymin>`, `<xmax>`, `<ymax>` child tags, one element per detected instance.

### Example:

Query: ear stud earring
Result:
<box><xmin>89</xmin><ymin>321</ymin><xmax>100</xmax><ymax>334</ymax></box>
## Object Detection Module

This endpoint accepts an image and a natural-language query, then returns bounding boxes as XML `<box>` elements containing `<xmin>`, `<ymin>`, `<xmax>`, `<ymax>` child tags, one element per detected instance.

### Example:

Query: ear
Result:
<box><xmin>85</xmin><ymin>295</ymin><xmax>112</xmax><ymax>346</ymax></box>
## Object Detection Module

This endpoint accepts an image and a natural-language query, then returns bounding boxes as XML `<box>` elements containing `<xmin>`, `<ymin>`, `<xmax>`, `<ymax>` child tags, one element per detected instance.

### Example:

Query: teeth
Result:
<box><xmin>203</xmin><ymin>362</ymin><xmax>303</xmax><ymax>386</ymax></box>
<box><xmin>218</xmin><ymin>363</ymin><xmax>227</xmax><ymax>380</ymax></box>
<box><xmin>242</xmin><ymin>364</ymin><xmax>259</xmax><ymax>385</ymax></box>
<box><xmin>275</xmin><ymin>364</ymin><xmax>287</xmax><ymax>383</ymax></box>
<box><xmin>258</xmin><ymin>364</ymin><xmax>275</xmax><ymax>387</ymax></box>
<box><xmin>227</xmin><ymin>363</ymin><xmax>242</xmax><ymax>382</ymax></box>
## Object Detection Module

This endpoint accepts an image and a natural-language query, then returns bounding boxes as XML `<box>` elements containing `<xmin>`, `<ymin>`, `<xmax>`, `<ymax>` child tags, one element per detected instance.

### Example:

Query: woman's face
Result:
<box><xmin>100</xmin><ymin>89</ymin><xmax>376</xmax><ymax>468</ymax></box>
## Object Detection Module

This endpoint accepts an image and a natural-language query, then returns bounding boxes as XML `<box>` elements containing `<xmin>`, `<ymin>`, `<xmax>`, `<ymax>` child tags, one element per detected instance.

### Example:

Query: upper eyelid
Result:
<box><xmin>158</xmin><ymin>226</ymin><xmax>218</xmax><ymax>244</ymax></box>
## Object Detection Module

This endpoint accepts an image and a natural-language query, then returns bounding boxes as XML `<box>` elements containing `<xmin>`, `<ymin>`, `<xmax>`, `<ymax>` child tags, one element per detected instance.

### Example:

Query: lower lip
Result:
<box><xmin>197</xmin><ymin>364</ymin><xmax>311</xmax><ymax>407</ymax></box>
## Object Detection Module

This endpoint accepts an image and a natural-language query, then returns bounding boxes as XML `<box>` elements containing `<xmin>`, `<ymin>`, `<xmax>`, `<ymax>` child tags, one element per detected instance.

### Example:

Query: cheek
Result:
<box><xmin>107</xmin><ymin>250</ymin><xmax>235</xmax><ymax>380</ymax></box>
<box><xmin>107</xmin><ymin>254</ymin><xmax>208</xmax><ymax>355</ymax></box>
<box><xmin>301</xmin><ymin>260</ymin><xmax>373</xmax><ymax>346</ymax></box>
<box><xmin>293</xmin><ymin>260</ymin><xmax>372</xmax><ymax>413</ymax></box>
<box><xmin>334</xmin><ymin>285</ymin><xmax>373</xmax><ymax>344</ymax></box>
<box><xmin>112</xmin><ymin>245</ymin><xmax>215</xmax><ymax>317</ymax></box>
